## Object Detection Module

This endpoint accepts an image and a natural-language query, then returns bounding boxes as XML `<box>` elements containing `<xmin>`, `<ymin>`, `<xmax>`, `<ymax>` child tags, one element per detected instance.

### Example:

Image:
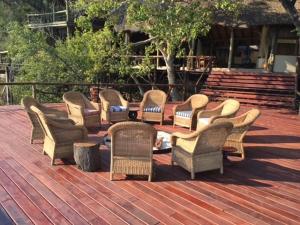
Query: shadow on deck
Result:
<box><xmin>0</xmin><ymin>102</ymin><xmax>299</xmax><ymax>225</ymax></box>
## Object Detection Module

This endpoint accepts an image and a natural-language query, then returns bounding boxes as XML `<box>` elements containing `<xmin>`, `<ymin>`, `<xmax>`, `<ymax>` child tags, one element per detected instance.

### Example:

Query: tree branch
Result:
<box><xmin>279</xmin><ymin>0</ymin><xmax>300</xmax><ymax>27</ymax></box>
<box><xmin>131</xmin><ymin>37</ymin><xmax>156</xmax><ymax>47</ymax></box>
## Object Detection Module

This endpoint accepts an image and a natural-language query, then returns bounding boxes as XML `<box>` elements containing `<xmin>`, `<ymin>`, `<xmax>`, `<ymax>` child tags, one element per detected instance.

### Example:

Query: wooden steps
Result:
<box><xmin>202</xmin><ymin>71</ymin><xmax>296</xmax><ymax>108</ymax></box>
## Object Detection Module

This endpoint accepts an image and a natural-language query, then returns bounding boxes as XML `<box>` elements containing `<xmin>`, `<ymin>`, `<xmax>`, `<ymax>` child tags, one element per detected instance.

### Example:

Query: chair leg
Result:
<box><xmin>148</xmin><ymin>174</ymin><xmax>152</xmax><ymax>182</ymax></box>
<box><xmin>191</xmin><ymin>172</ymin><xmax>195</xmax><ymax>180</ymax></box>
<box><xmin>191</xmin><ymin>165</ymin><xmax>195</xmax><ymax>179</ymax></box>
<box><xmin>239</xmin><ymin>143</ymin><xmax>245</xmax><ymax>159</ymax></box>
<box><xmin>110</xmin><ymin>173</ymin><xmax>113</xmax><ymax>181</ymax></box>
<box><xmin>220</xmin><ymin>165</ymin><xmax>224</xmax><ymax>174</ymax></box>
<box><xmin>51</xmin><ymin>158</ymin><xmax>55</xmax><ymax>166</ymax></box>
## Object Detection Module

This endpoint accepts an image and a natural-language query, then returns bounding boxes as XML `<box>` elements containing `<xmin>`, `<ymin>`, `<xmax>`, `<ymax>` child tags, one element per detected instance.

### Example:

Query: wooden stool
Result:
<box><xmin>74</xmin><ymin>142</ymin><xmax>101</xmax><ymax>172</ymax></box>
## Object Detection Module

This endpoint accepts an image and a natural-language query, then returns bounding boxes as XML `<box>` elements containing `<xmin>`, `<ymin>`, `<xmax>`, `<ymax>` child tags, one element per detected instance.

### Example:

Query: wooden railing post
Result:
<box><xmin>32</xmin><ymin>84</ymin><xmax>37</xmax><ymax>99</ymax></box>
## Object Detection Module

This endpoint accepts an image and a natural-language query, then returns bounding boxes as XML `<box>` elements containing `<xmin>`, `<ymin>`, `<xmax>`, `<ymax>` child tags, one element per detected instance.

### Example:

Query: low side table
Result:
<box><xmin>74</xmin><ymin>142</ymin><xmax>101</xmax><ymax>172</ymax></box>
<box><xmin>128</xmin><ymin>107</ymin><xmax>139</xmax><ymax>120</ymax></box>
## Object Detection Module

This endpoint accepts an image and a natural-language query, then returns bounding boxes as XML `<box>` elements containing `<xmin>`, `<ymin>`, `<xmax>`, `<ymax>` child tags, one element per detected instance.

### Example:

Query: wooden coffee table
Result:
<box><xmin>74</xmin><ymin>138</ymin><xmax>101</xmax><ymax>172</ymax></box>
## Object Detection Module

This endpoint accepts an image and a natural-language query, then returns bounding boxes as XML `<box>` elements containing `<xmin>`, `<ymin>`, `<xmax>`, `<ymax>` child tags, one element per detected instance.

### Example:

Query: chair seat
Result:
<box><xmin>176</xmin><ymin>110</ymin><xmax>192</xmax><ymax>118</ymax></box>
<box><xmin>110</xmin><ymin>106</ymin><xmax>127</xmax><ymax>112</ymax></box>
<box><xmin>143</xmin><ymin>106</ymin><xmax>161</xmax><ymax>113</ymax></box>
<box><xmin>84</xmin><ymin>109</ymin><xmax>99</xmax><ymax>116</ymax></box>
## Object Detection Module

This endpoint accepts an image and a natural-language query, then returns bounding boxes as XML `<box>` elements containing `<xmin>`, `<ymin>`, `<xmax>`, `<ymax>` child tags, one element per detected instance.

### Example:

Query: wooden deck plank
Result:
<box><xmin>0</xmin><ymin>185</ymin><xmax>31</xmax><ymax>225</ymax></box>
<box><xmin>0</xmin><ymin>160</ymin><xmax>71</xmax><ymax>225</ymax></box>
<box><xmin>0</xmin><ymin>170</ymin><xmax>52</xmax><ymax>225</ymax></box>
<box><xmin>0</xmin><ymin>204</ymin><xmax>15</xmax><ymax>225</ymax></box>
<box><xmin>0</xmin><ymin>103</ymin><xmax>300</xmax><ymax>225</ymax></box>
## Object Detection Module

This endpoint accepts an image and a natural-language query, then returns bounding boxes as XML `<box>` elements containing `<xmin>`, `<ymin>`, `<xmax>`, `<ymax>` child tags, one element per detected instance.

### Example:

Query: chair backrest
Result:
<box><xmin>143</xmin><ymin>90</ymin><xmax>167</xmax><ymax>106</ymax></box>
<box><xmin>30</xmin><ymin>105</ymin><xmax>55</xmax><ymax>141</ymax></box>
<box><xmin>189</xmin><ymin>94</ymin><xmax>209</xmax><ymax>109</ymax></box>
<box><xmin>221</xmin><ymin>99</ymin><xmax>240</xmax><ymax>116</ymax></box>
<box><xmin>108</xmin><ymin>122</ymin><xmax>157</xmax><ymax>158</ymax></box>
<box><xmin>193</xmin><ymin>122</ymin><xmax>233</xmax><ymax>155</ymax></box>
<box><xmin>99</xmin><ymin>89</ymin><xmax>122</xmax><ymax>106</ymax></box>
<box><xmin>21</xmin><ymin>96</ymin><xmax>40</xmax><ymax>113</ymax></box>
<box><xmin>63</xmin><ymin>91</ymin><xmax>86</xmax><ymax>108</ymax></box>
<box><xmin>21</xmin><ymin>96</ymin><xmax>42</xmax><ymax>125</ymax></box>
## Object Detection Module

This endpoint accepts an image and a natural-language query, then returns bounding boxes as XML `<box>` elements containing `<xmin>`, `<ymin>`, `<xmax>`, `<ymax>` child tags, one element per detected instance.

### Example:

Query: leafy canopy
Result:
<box><xmin>75</xmin><ymin>0</ymin><xmax>241</xmax><ymax>56</ymax></box>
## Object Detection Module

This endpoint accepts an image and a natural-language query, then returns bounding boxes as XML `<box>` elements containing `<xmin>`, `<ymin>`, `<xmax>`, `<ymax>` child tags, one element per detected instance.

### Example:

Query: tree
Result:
<box><xmin>74</xmin><ymin>0</ymin><xmax>240</xmax><ymax>100</ymax></box>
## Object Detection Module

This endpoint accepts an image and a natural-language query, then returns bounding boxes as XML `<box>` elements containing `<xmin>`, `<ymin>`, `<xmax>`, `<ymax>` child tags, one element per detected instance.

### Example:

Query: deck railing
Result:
<box><xmin>27</xmin><ymin>10</ymin><xmax>67</xmax><ymax>28</ymax></box>
<box><xmin>0</xmin><ymin>82</ymin><xmax>189</xmax><ymax>105</ymax></box>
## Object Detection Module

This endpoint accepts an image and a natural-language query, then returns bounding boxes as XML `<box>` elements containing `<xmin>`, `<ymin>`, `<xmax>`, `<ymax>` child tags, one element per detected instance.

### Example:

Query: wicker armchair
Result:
<box><xmin>214</xmin><ymin>108</ymin><xmax>260</xmax><ymax>159</ymax></box>
<box><xmin>108</xmin><ymin>122</ymin><xmax>157</xmax><ymax>181</ymax></box>
<box><xmin>63</xmin><ymin>91</ymin><xmax>101</xmax><ymax>127</ymax></box>
<box><xmin>99</xmin><ymin>89</ymin><xmax>129</xmax><ymax>123</ymax></box>
<box><xmin>171</xmin><ymin>122</ymin><xmax>233</xmax><ymax>179</ymax></box>
<box><xmin>30</xmin><ymin>105</ymin><xmax>88</xmax><ymax>165</ymax></box>
<box><xmin>173</xmin><ymin>94</ymin><xmax>209</xmax><ymax>130</ymax></box>
<box><xmin>197</xmin><ymin>99</ymin><xmax>240</xmax><ymax>130</ymax></box>
<box><xmin>140</xmin><ymin>90</ymin><xmax>167</xmax><ymax>125</ymax></box>
<box><xmin>21</xmin><ymin>96</ymin><xmax>68</xmax><ymax>144</ymax></box>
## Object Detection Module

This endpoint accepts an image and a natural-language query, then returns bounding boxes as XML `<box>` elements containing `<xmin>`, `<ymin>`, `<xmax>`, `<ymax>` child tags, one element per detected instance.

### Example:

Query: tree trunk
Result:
<box><xmin>160</xmin><ymin>51</ymin><xmax>181</xmax><ymax>101</ymax></box>
<box><xmin>131</xmin><ymin>75</ymin><xmax>144</xmax><ymax>97</ymax></box>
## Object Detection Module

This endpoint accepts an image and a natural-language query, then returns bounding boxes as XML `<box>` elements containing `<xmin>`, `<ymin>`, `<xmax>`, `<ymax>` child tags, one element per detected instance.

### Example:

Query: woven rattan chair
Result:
<box><xmin>63</xmin><ymin>91</ymin><xmax>101</xmax><ymax>127</ymax></box>
<box><xmin>21</xmin><ymin>96</ymin><xmax>68</xmax><ymax>144</ymax></box>
<box><xmin>214</xmin><ymin>108</ymin><xmax>260</xmax><ymax>159</ymax></box>
<box><xmin>108</xmin><ymin>122</ymin><xmax>157</xmax><ymax>181</ymax></box>
<box><xmin>30</xmin><ymin>105</ymin><xmax>88</xmax><ymax>165</ymax></box>
<box><xmin>196</xmin><ymin>99</ymin><xmax>240</xmax><ymax>130</ymax></box>
<box><xmin>173</xmin><ymin>94</ymin><xmax>209</xmax><ymax>130</ymax></box>
<box><xmin>171</xmin><ymin>122</ymin><xmax>233</xmax><ymax>179</ymax></box>
<box><xmin>140</xmin><ymin>90</ymin><xmax>167</xmax><ymax>125</ymax></box>
<box><xmin>99</xmin><ymin>89</ymin><xmax>129</xmax><ymax>123</ymax></box>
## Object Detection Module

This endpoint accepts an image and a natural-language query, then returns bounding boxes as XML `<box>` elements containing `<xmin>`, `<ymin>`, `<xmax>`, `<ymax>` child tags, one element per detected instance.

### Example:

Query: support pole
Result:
<box><xmin>5</xmin><ymin>66</ymin><xmax>10</xmax><ymax>105</ymax></box>
<box><xmin>65</xmin><ymin>0</ymin><xmax>70</xmax><ymax>38</ymax></box>
<box><xmin>228</xmin><ymin>28</ymin><xmax>234</xmax><ymax>70</ymax></box>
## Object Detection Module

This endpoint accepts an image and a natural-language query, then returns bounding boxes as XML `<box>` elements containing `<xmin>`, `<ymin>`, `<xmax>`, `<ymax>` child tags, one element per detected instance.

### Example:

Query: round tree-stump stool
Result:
<box><xmin>74</xmin><ymin>142</ymin><xmax>101</xmax><ymax>172</ymax></box>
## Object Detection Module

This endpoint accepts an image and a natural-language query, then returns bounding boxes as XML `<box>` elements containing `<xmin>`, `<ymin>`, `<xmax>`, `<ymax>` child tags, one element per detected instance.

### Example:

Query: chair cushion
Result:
<box><xmin>143</xmin><ymin>106</ymin><xmax>161</xmax><ymax>113</ymax></box>
<box><xmin>110</xmin><ymin>106</ymin><xmax>127</xmax><ymax>112</ymax></box>
<box><xmin>176</xmin><ymin>110</ymin><xmax>192</xmax><ymax>118</ymax></box>
<box><xmin>84</xmin><ymin>109</ymin><xmax>99</xmax><ymax>116</ymax></box>
<box><xmin>198</xmin><ymin>118</ymin><xmax>211</xmax><ymax>125</ymax></box>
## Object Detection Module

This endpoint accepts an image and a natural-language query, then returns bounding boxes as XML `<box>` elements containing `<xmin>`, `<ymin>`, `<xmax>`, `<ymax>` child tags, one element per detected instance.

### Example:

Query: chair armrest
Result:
<box><xmin>197</xmin><ymin>105</ymin><xmax>223</xmax><ymax>119</ymax></box>
<box><xmin>101</xmin><ymin>99</ymin><xmax>110</xmax><ymax>111</ymax></box>
<box><xmin>119</xmin><ymin>95</ymin><xmax>129</xmax><ymax>108</ymax></box>
<box><xmin>90</xmin><ymin>101</ymin><xmax>100</xmax><ymax>111</ymax></box>
<box><xmin>173</xmin><ymin>102</ymin><xmax>191</xmax><ymax>113</ymax></box>
<box><xmin>140</xmin><ymin>100</ymin><xmax>146</xmax><ymax>112</ymax></box>
<box><xmin>214</xmin><ymin>113</ymin><xmax>247</xmax><ymax>125</ymax></box>
<box><xmin>171</xmin><ymin>131</ymin><xmax>199</xmax><ymax>146</ymax></box>
<box><xmin>65</xmin><ymin>102</ymin><xmax>84</xmax><ymax>116</ymax></box>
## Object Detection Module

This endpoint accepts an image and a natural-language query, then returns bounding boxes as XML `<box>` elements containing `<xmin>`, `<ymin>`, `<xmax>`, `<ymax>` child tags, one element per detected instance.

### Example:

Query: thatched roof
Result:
<box><xmin>216</xmin><ymin>0</ymin><xmax>300</xmax><ymax>27</ymax></box>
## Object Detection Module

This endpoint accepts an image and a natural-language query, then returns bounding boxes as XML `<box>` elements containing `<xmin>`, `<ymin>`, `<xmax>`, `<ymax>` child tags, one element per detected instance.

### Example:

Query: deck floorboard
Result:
<box><xmin>0</xmin><ymin>103</ymin><xmax>299</xmax><ymax>225</ymax></box>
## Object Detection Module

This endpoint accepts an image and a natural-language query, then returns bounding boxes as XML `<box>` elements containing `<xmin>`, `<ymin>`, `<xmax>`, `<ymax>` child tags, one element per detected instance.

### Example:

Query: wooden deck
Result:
<box><xmin>0</xmin><ymin>103</ymin><xmax>300</xmax><ymax>225</ymax></box>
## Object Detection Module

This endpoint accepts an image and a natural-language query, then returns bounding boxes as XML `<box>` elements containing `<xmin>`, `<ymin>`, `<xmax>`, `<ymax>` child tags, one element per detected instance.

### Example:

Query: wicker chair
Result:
<box><xmin>21</xmin><ymin>96</ymin><xmax>68</xmax><ymax>144</ymax></box>
<box><xmin>173</xmin><ymin>94</ymin><xmax>209</xmax><ymax>130</ymax></box>
<box><xmin>108</xmin><ymin>122</ymin><xmax>157</xmax><ymax>181</ymax></box>
<box><xmin>214</xmin><ymin>108</ymin><xmax>260</xmax><ymax>159</ymax></box>
<box><xmin>140</xmin><ymin>90</ymin><xmax>167</xmax><ymax>125</ymax></box>
<box><xmin>171</xmin><ymin>122</ymin><xmax>233</xmax><ymax>179</ymax></box>
<box><xmin>63</xmin><ymin>91</ymin><xmax>101</xmax><ymax>127</ymax></box>
<box><xmin>196</xmin><ymin>99</ymin><xmax>240</xmax><ymax>130</ymax></box>
<box><xmin>30</xmin><ymin>105</ymin><xmax>88</xmax><ymax>165</ymax></box>
<box><xmin>99</xmin><ymin>89</ymin><xmax>129</xmax><ymax>123</ymax></box>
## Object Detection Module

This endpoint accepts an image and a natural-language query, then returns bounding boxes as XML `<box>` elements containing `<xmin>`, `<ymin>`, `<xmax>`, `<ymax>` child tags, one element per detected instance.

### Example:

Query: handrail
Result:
<box><xmin>27</xmin><ymin>10</ymin><xmax>67</xmax><ymax>17</ymax></box>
